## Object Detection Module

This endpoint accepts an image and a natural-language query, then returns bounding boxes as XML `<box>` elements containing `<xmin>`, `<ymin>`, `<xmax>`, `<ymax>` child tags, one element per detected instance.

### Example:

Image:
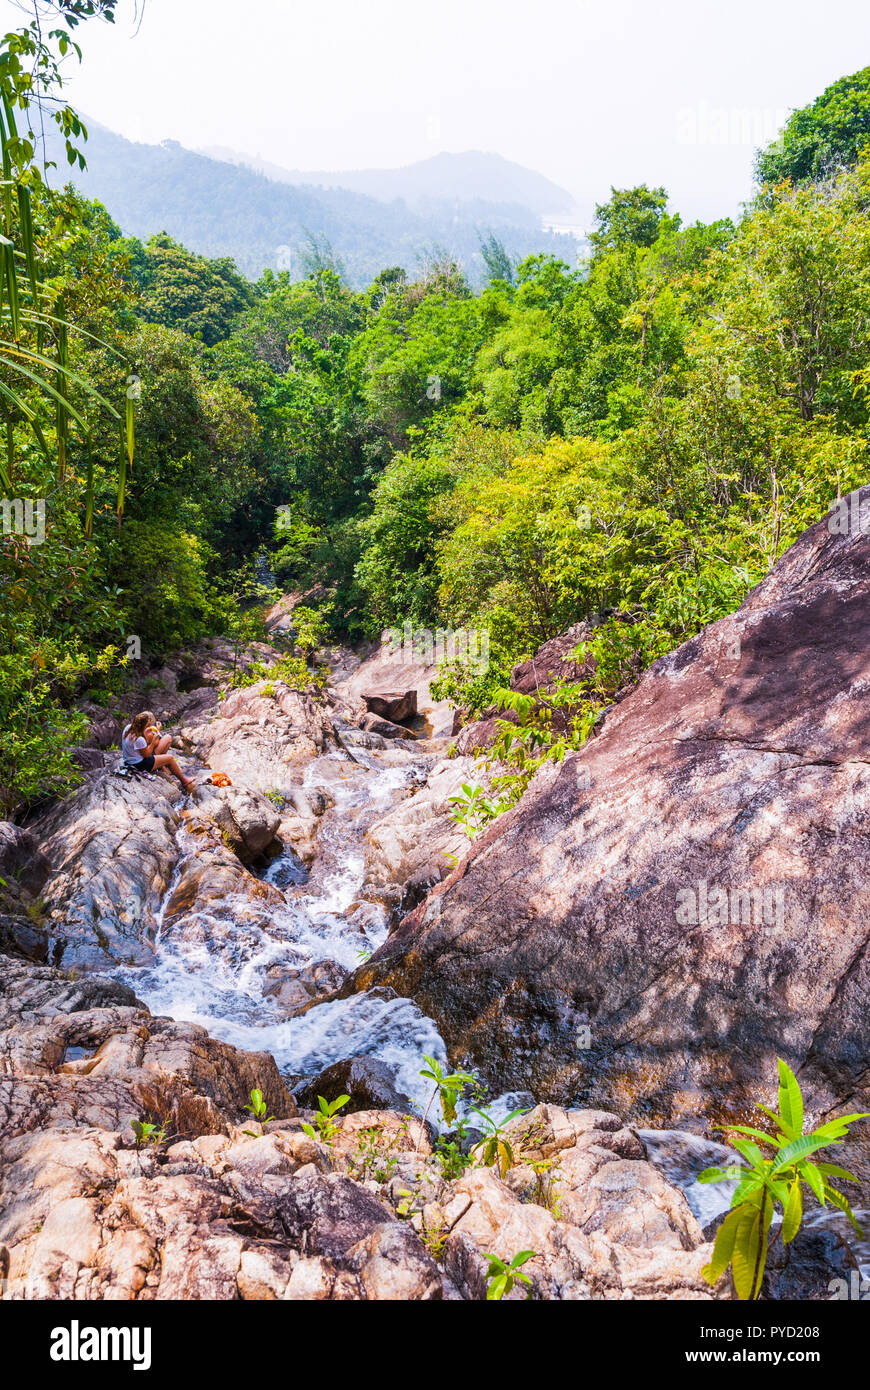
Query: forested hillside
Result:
<box><xmin>198</xmin><ymin>147</ymin><xmax>577</xmax><ymax>216</ymax></box>
<box><xmin>42</xmin><ymin>119</ymin><xmax>578</xmax><ymax>283</ymax></box>
<box><xmin>2</xmin><ymin>7</ymin><xmax>870</xmax><ymax>823</ymax></box>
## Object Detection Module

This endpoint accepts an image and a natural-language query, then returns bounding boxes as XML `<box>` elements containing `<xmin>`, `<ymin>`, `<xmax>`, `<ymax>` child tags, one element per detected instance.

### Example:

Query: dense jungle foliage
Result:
<box><xmin>2</xmin><ymin>3</ymin><xmax>870</xmax><ymax>814</ymax></box>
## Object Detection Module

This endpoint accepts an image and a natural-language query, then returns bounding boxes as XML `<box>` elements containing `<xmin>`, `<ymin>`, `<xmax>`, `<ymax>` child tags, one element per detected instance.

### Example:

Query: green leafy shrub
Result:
<box><xmin>700</xmin><ymin>1059</ymin><xmax>867</xmax><ymax>1300</ymax></box>
<box><xmin>301</xmin><ymin>1094</ymin><xmax>350</xmax><ymax>1147</ymax></box>
<box><xmin>113</xmin><ymin>521</ymin><xmax>225</xmax><ymax>655</ymax></box>
<box><xmin>417</xmin><ymin>1055</ymin><xmax>478</xmax><ymax>1139</ymax></box>
<box><xmin>484</xmin><ymin>1251</ymin><xmax>536</xmax><ymax>1300</ymax></box>
<box><xmin>469</xmin><ymin>1105</ymin><xmax>529</xmax><ymax>1178</ymax></box>
<box><xmin>242</xmin><ymin>1087</ymin><xmax>276</xmax><ymax>1138</ymax></box>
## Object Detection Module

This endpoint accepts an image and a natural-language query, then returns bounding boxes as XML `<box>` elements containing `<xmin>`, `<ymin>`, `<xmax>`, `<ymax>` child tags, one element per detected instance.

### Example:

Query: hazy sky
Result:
<box><xmin>3</xmin><ymin>0</ymin><xmax>869</xmax><ymax>222</ymax></box>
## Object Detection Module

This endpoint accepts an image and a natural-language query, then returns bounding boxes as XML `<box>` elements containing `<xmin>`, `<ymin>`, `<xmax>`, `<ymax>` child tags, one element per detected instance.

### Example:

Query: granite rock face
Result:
<box><xmin>181</xmin><ymin>682</ymin><xmax>335</xmax><ymax>793</ymax></box>
<box><xmin>30</xmin><ymin>773</ymin><xmax>183</xmax><ymax>971</ymax></box>
<box><xmin>350</xmin><ymin>509</ymin><xmax>870</xmax><ymax>1150</ymax></box>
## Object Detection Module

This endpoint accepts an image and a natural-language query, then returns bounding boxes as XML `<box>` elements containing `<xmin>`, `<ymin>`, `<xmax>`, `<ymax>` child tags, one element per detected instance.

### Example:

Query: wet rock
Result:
<box><xmin>363</xmin><ymin>756</ymin><xmax>488</xmax><ymax>890</ymax></box>
<box><xmin>397</xmin><ymin>864</ymin><xmax>443</xmax><ymax>919</ymax></box>
<box><xmin>29</xmin><ymin>770</ymin><xmax>183</xmax><ymax>971</ymax></box>
<box><xmin>190</xmin><ymin>784</ymin><xmax>281</xmax><ymax>863</ymax></box>
<box><xmin>269</xmin><ymin>785</ymin><xmax>336</xmax><ymax>865</ymax></box>
<box><xmin>294</xmin><ymin>1056</ymin><xmax>415</xmax><ymax>1115</ymax></box>
<box><xmin>363</xmin><ymin>691</ymin><xmax>417</xmax><ymax>724</ymax></box>
<box><xmin>161</xmin><ymin>838</ymin><xmax>285</xmax><ymax>928</ymax></box>
<box><xmin>355</xmin><ymin>506</ymin><xmax>870</xmax><ymax>1138</ymax></box>
<box><xmin>0</xmin><ymin>969</ymin><xmax>733</xmax><ymax>1303</ymax></box>
<box><xmin>287</xmin><ymin>787</ymin><xmax>335</xmax><ymax>819</ymax></box>
<box><xmin>0</xmin><ymin>955</ymin><xmax>295</xmax><ymax>1146</ymax></box>
<box><xmin>359</xmin><ymin>712</ymin><xmax>410</xmax><ymax>740</ymax></box>
<box><xmin>761</xmin><ymin>1226</ymin><xmax>858</xmax><ymax>1301</ymax></box>
<box><xmin>277</xmin><ymin>817</ymin><xmax>318</xmax><ymax>865</ymax></box>
<box><xmin>263</xmin><ymin>960</ymin><xmax>348</xmax><ymax>1018</ymax></box>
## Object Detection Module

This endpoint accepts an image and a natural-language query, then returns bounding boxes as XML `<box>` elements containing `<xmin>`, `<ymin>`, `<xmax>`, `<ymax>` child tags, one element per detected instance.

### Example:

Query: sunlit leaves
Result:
<box><xmin>701</xmin><ymin>1060</ymin><xmax>868</xmax><ymax>1298</ymax></box>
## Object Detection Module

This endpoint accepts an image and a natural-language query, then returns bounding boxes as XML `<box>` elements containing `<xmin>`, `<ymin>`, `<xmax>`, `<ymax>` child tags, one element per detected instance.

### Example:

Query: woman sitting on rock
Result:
<box><xmin>122</xmin><ymin>710</ymin><xmax>196</xmax><ymax>792</ymax></box>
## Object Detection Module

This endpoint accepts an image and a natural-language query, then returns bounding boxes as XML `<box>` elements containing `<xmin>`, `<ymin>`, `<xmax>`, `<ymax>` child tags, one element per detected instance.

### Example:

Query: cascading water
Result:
<box><xmin>114</xmin><ymin>736</ymin><xmax>870</xmax><ymax>1277</ymax></box>
<box><xmin>115</xmin><ymin>747</ymin><xmax>449</xmax><ymax>1112</ymax></box>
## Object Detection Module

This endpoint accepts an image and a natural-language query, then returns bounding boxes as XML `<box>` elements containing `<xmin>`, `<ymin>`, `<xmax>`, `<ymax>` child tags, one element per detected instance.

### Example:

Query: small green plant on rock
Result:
<box><xmin>243</xmin><ymin>1087</ymin><xmax>276</xmax><ymax>1138</ymax></box>
<box><xmin>129</xmin><ymin>1117</ymin><xmax>167</xmax><ymax>1150</ymax></box>
<box><xmin>420</xmin><ymin>1215</ymin><xmax>449</xmax><ymax>1260</ymax></box>
<box><xmin>301</xmin><ymin>1094</ymin><xmax>350</xmax><ymax>1146</ymax></box>
<box><xmin>699</xmin><ymin>1058</ymin><xmax>868</xmax><ymax>1300</ymax></box>
<box><xmin>395</xmin><ymin>1176</ymin><xmax>447</xmax><ymax>1258</ymax></box>
<box><xmin>416</xmin><ymin>1055</ymin><xmax>478</xmax><ymax>1154</ymax></box>
<box><xmin>434</xmin><ymin>1131</ymin><xmax>473</xmax><ymax>1181</ymax></box>
<box><xmin>447</xmin><ymin>783</ymin><xmax>501</xmax><ymax>840</ymax></box>
<box><xmin>484</xmin><ymin>1250</ymin><xmax>536</xmax><ymax>1300</ymax></box>
<box><xmin>470</xmin><ymin>1105</ymin><xmax>529</xmax><ymax>1178</ymax></box>
<box><xmin>530</xmin><ymin>1157</ymin><xmax>562</xmax><ymax>1216</ymax></box>
<box><xmin>348</xmin><ymin>1125</ymin><xmax>399</xmax><ymax>1183</ymax></box>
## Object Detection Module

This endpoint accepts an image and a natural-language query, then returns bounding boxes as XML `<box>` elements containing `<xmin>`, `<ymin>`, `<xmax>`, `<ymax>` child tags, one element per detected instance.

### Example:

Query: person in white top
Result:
<box><xmin>122</xmin><ymin>710</ymin><xmax>195</xmax><ymax>792</ymax></box>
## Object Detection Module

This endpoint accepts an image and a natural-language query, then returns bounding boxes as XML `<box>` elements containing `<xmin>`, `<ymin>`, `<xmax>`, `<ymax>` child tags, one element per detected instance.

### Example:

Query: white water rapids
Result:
<box><xmin>112</xmin><ymin>740</ymin><xmax>870</xmax><ymax>1274</ymax></box>
<box><xmin>114</xmin><ymin>748</ymin><xmax>451</xmax><ymax>1111</ymax></box>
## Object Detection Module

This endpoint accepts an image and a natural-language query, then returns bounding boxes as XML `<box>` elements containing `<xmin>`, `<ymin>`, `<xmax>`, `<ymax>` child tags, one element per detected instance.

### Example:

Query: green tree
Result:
<box><xmin>756</xmin><ymin>67</ymin><xmax>870</xmax><ymax>186</ymax></box>
<box><xmin>479</xmin><ymin>231</ymin><xmax>515</xmax><ymax>285</ymax></box>
<box><xmin>129</xmin><ymin>233</ymin><xmax>254</xmax><ymax>346</ymax></box>
<box><xmin>589</xmin><ymin>184</ymin><xmax>669</xmax><ymax>256</ymax></box>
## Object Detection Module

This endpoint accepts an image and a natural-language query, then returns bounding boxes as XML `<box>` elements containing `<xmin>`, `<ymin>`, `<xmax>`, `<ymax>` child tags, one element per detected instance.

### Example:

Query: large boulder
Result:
<box><xmin>363</xmin><ymin>756</ymin><xmax>488</xmax><ymax>893</ymax></box>
<box><xmin>359</xmin><ymin>712</ymin><xmax>411</xmax><ymax>740</ymax></box>
<box><xmin>363</xmin><ymin>690</ymin><xmax>417</xmax><ymax>724</ymax></box>
<box><xmin>29</xmin><ymin>771</ymin><xmax>183</xmax><ymax>971</ymax></box>
<box><xmin>80</xmin><ymin>704</ymin><xmax>123</xmax><ymax>752</ymax></box>
<box><xmin>0</xmin><ymin>823</ymin><xmax>50</xmax><ymax>898</ymax></box>
<box><xmin>349</xmin><ymin>504</ymin><xmax>870</xmax><ymax>1148</ymax></box>
<box><xmin>293</xmin><ymin>1056</ymin><xmax>415</xmax><ymax>1115</ymax></box>
<box><xmin>181</xmin><ymin>682</ymin><xmax>335</xmax><ymax>793</ymax></box>
<box><xmin>185</xmin><ymin>783</ymin><xmax>281</xmax><ymax>863</ymax></box>
<box><xmin>334</xmin><ymin>632</ymin><xmax>454</xmax><ymax>738</ymax></box>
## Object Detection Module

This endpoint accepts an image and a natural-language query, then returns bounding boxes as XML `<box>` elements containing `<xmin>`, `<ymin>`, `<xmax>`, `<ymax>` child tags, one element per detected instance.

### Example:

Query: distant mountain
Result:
<box><xmin>43</xmin><ymin>122</ymin><xmax>581</xmax><ymax>287</ymax></box>
<box><xmin>199</xmin><ymin>147</ymin><xmax>577</xmax><ymax>217</ymax></box>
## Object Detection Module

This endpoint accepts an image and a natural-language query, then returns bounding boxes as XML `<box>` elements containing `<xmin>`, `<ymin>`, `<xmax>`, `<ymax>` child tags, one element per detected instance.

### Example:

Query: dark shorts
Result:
<box><xmin>127</xmin><ymin>755</ymin><xmax>156</xmax><ymax>773</ymax></box>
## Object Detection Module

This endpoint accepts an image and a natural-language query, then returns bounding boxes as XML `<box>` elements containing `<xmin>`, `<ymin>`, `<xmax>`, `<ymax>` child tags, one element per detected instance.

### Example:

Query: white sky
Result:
<box><xmin>2</xmin><ymin>0</ymin><xmax>869</xmax><ymax>222</ymax></box>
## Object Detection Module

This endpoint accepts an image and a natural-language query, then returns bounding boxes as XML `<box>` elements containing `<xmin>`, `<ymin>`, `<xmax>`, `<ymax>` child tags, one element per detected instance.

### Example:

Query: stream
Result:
<box><xmin>115</xmin><ymin>744</ymin><xmax>449</xmax><ymax>1111</ymax></box>
<box><xmin>113</xmin><ymin>738</ymin><xmax>870</xmax><ymax>1278</ymax></box>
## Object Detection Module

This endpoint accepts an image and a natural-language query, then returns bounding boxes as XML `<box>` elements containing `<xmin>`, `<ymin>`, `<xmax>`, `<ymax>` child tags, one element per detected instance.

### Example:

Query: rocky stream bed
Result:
<box><xmin>2</xmin><ymin>505</ymin><xmax>870</xmax><ymax>1299</ymax></box>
